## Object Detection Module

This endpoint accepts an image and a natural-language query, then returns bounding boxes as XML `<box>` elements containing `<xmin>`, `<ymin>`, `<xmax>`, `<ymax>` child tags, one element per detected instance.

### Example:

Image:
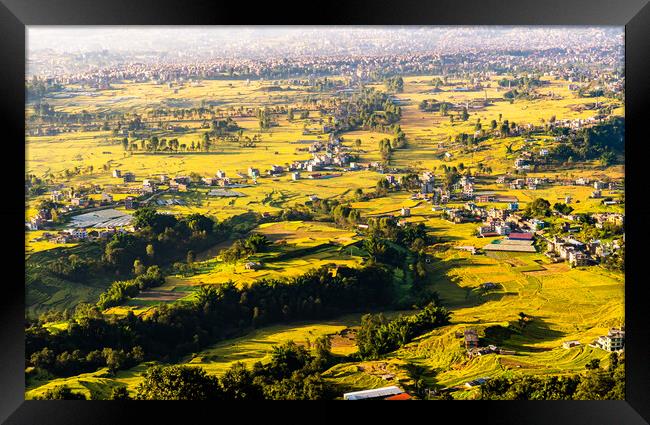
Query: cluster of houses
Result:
<box><xmin>26</xmin><ymin>209</ymin><xmax>53</xmax><ymax>231</ymax></box>
<box><xmin>142</xmin><ymin>172</ymin><xmax>251</xmax><ymax>194</ymax></box>
<box><xmin>475</xmin><ymin>205</ymin><xmax>537</xmax><ymax>237</ymax></box>
<box><xmin>592</xmin><ymin>328</ymin><xmax>625</xmax><ymax>352</ymax></box>
<box><xmin>288</xmin><ymin>134</ymin><xmax>354</xmax><ymax>174</ymax></box>
<box><xmin>35</xmin><ymin>227</ymin><xmax>129</xmax><ymax>244</ymax></box>
<box><xmin>443</xmin><ymin>202</ymin><xmax>487</xmax><ymax>224</ymax></box>
<box><xmin>498</xmin><ymin>171</ymin><xmax>621</xmax><ymax>200</ymax></box>
<box><xmin>443</xmin><ymin>201</ymin><xmax>521</xmax><ymax>231</ymax></box>
<box><xmin>506</xmin><ymin>176</ymin><xmax>548</xmax><ymax>190</ymax></box>
<box><xmin>591</xmin><ymin>212</ymin><xmax>624</xmax><ymax>228</ymax></box>
<box><xmin>463</xmin><ymin>328</ymin><xmax>514</xmax><ymax>359</ymax></box>
<box><xmin>564</xmin><ymin>328</ymin><xmax>625</xmax><ymax>353</ymax></box>
<box><xmin>544</xmin><ymin>233</ymin><xmax>623</xmax><ymax>267</ymax></box>
<box><xmin>545</xmin><ymin>236</ymin><xmax>590</xmax><ymax>267</ymax></box>
<box><xmin>112</xmin><ymin>169</ymin><xmax>135</xmax><ymax>183</ymax></box>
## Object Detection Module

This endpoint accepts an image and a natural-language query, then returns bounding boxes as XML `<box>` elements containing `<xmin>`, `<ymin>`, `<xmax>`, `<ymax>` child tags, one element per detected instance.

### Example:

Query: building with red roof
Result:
<box><xmin>385</xmin><ymin>393</ymin><xmax>412</xmax><ymax>400</ymax></box>
<box><xmin>508</xmin><ymin>232</ymin><xmax>534</xmax><ymax>240</ymax></box>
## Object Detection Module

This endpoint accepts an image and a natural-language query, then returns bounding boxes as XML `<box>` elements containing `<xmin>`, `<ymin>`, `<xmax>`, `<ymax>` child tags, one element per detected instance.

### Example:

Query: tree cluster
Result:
<box><xmin>356</xmin><ymin>303</ymin><xmax>451</xmax><ymax>359</ymax></box>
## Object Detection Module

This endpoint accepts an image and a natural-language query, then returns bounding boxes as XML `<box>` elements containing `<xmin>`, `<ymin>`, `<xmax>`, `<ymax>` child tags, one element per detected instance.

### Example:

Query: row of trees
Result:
<box><xmin>26</xmin><ymin>264</ymin><xmax>395</xmax><ymax>379</ymax></box>
<box><xmin>38</xmin><ymin>338</ymin><xmax>336</xmax><ymax>400</ymax></box>
<box><xmin>30</xmin><ymin>345</ymin><xmax>144</xmax><ymax>379</ymax></box>
<box><xmin>136</xmin><ymin>339</ymin><xmax>334</xmax><ymax>400</ymax></box>
<box><xmin>376</xmin><ymin>126</ymin><xmax>407</xmax><ymax>162</ymax></box>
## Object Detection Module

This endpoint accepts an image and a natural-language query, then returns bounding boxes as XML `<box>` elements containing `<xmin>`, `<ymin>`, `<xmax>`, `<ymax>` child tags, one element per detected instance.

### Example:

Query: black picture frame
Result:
<box><xmin>2</xmin><ymin>0</ymin><xmax>649</xmax><ymax>423</ymax></box>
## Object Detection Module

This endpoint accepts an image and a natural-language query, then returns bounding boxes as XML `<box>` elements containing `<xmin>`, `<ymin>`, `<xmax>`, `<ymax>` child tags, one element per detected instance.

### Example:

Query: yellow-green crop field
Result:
<box><xmin>26</xmin><ymin>73</ymin><xmax>624</xmax><ymax>399</ymax></box>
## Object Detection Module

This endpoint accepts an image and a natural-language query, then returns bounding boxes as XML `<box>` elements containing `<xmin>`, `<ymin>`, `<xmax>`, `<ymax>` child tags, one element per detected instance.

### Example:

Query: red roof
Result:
<box><xmin>385</xmin><ymin>393</ymin><xmax>412</xmax><ymax>400</ymax></box>
<box><xmin>508</xmin><ymin>232</ymin><xmax>534</xmax><ymax>240</ymax></box>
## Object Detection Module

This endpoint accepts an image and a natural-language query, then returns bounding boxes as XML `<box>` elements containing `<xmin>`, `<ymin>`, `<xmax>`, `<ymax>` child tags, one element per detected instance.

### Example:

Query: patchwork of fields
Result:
<box><xmin>26</xmin><ymin>72</ymin><xmax>624</xmax><ymax>400</ymax></box>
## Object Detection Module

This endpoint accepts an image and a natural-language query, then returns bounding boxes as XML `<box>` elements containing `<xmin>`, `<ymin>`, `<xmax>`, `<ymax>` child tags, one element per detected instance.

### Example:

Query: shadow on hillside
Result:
<box><xmin>481</xmin><ymin>316</ymin><xmax>566</xmax><ymax>354</ymax></box>
<box><xmin>425</xmin><ymin>257</ymin><xmax>512</xmax><ymax>310</ymax></box>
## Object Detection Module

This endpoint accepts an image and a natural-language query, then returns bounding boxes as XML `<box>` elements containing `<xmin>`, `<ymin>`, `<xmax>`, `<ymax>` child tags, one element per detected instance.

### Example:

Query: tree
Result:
<box><xmin>553</xmin><ymin>203</ymin><xmax>573</xmax><ymax>216</ymax></box>
<box><xmin>220</xmin><ymin>362</ymin><xmax>262</xmax><ymax>400</ymax></box>
<box><xmin>525</xmin><ymin>198</ymin><xmax>551</xmax><ymax>218</ymax></box>
<box><xmin>109</xmin><ymin>386</ymin><xmax>131</xmax><ymax>400</ymax></box>
<box><xmin>133</xmin><ymin>207</ymin><xmax>178</xmax><ymax>233</ymax></box>
<box><xmin>194</xmin><ymin>284</ymin><xmax>219</xmax><ymax>309</ymax></box>
<box><xmin>385</xmin><ymin>76</ymin><xmax>404</xmax><ymax>93</ymax></box>
<box><xmin>37</xmin><ymin>385</ymin><xmax>87</xmax><ymax>400</ymax></box>
<box><xmin>104</xmin><ymin>348</ymin><xmax>127</xmax><ymax>373</ymax></box>
<box><xmin>585</xmin><ymin>359</ymin><xmax>601</xmax><ymax>370</ymax></box>
<box><xmin>146</xmin><ymin>244</ymin><xmax>155</xmax><ymax>259</ymax></box>
<box><xmin>268</xmin><ymin>341</ymin><xmax>312</xmax><ymax>380</ymax></box>
<box><xmin>348</xmin><ymin>209</ymin><xmax>361</xmax><ymax>224</ymax></box>
<box><xmin>244</xmin><ymin>234</ymin><xmax>271</xmax><ymax>253</ymax></box>
<box><xmin>600</xmin><ymin>150</ymin><xmax>616</xmax><ymax>166</ymax></box>
<box><xmin>133</xmin><ymin>259</ymin><xmax>146</xmax><ymax>276</ymax></box>
<box><xmin>186</xmin><ymin>250</ymin><xmax>196</xmax><ymax>265</ymax></box>
<box><xmin>150</xmin><ymin>136</ymin><xmax>159</xmax><ymax>152</ymax></box>
<box><xmin>608</xmin><ymin>352</ymin><xmax>619</xmax><ymax>371</ymax></box>
<box><xmin>461</xmin><ymin>107</ymin><xmax>470</xmax><ymax>121</ymax></box>
<box><xmin>376</xmin><ymin>177</ymin><xmax>391</xmax><ymax>195</ymax></box>
<box><xmin>135</xmin><ymin>365</ymin><xmax>222</xmax><ymax>400</ymax></box>
<box><xmin>363</xmin><ymin>237</ymin><xmax>389</xmax><ymax>262</ymax></box>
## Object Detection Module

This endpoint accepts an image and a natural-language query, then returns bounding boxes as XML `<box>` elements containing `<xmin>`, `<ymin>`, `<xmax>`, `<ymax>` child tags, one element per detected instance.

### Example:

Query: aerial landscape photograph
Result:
<box><xmin>24</xmin><ymin>26</ymin><xmax>625</xmax><ymax>400</ymax></box>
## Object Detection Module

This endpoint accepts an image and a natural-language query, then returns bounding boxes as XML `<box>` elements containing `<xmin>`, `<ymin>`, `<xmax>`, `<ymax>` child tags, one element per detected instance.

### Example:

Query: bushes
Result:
<box><xmin>550</xmin><ymin>117</ymin><xmax>624</xmax><ymax>164</ymax></box>
<box><xmin>103</xmin><ymin>209</ymin><xmax>231</xmax><ymax>275</ymax></box>
<box><xmin>135</xmin><ymin>340</ymin><xmax>334</xmax><ymax>400</ymax></box>
<box><xmin>136</xmin><ymin>365</ymin><xmax>222</xmax><ymax>400</ymax></box>
<box><xmin>35</xmin><ymin>385</ymin><xmax>87</xmax><ymax>400</ymax></box>
<box><xmin>356</xmin><ymin>303</ymin><xmax>451</xmax><ymax>359</ymax></box>
<box><xmin>29</xmin><ymin>344</ymin><xmax>144</xmax><ymax>378</ymax></box>
<box><xmin>480</xmin><ymin>353</ymin><xmax>625</xmax><ymax>400</ymax></box>
<box><xmin>523</xmin><ymin>198</ymin><xmax>551</xmax><ymax>218</ymax></box>
<box><xmin>96</xmin><ymin>266</ymin><xmax>164</xmax><ymax>310</ymax></box>
<box><xmin>220</xmin><ymin>233</ymin><xmax>271</xmax><ymax>263</ymax></box>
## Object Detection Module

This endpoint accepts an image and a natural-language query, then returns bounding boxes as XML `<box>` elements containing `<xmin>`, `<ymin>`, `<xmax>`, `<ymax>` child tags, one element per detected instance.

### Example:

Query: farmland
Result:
<box><xmin>25</xmin><ymin>27</ymin><xmax>624</xmax><ymax>400</ymax></box>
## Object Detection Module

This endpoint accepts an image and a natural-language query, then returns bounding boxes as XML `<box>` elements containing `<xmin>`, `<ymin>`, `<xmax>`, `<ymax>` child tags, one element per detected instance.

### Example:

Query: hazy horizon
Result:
<box><xmin>28</xmin><ymin>26</ymin><xmax>623</xmax><ymax>56</ymax></box>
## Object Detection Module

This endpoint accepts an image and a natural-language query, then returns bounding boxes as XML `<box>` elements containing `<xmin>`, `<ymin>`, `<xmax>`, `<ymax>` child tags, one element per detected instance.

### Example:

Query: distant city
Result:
<box><xmin>28</xmin><ymin>27</ymin><xmax>623</xmax><ymax>77</ymax></box>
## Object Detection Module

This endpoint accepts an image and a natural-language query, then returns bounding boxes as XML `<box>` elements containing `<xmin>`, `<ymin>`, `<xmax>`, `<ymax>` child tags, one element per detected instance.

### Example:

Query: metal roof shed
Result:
<box><xmin>343</xmin><ymin>386</ymin><xmax>404</xmax><ymax>400</ymax></box>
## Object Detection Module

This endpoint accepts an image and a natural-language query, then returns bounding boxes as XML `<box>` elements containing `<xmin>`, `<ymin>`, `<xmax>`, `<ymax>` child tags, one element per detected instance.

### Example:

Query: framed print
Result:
<box><xmin>1</xmin><ymin>0</ymin><xmax>649</xmax><ymax>423</ymax></box>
